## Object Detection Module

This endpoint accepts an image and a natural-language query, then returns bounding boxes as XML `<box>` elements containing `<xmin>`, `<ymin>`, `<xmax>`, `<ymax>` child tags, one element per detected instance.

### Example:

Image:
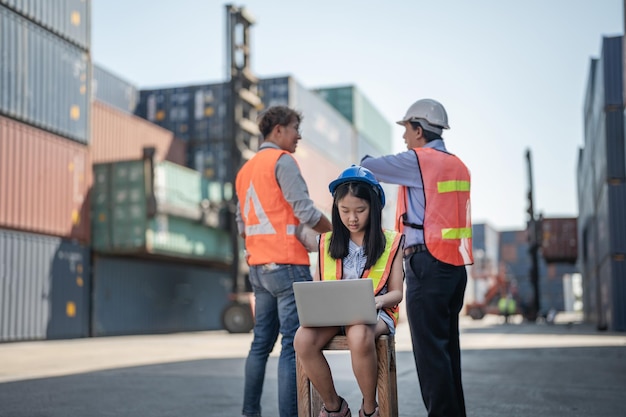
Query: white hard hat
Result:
<box><xmin>396</xmin><ymin>98</ymin><xmax>450</xmax><ymax>134</ymax></box>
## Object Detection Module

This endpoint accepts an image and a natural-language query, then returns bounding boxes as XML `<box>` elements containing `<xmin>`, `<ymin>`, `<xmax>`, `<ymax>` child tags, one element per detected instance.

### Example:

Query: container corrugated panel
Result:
<box><xmin>595</xmin><ymin>182</ymin><xmax>626</xmax><ymax>264</ymax></box>
<box><xmin>0</xmin><ymin>228</ymin><xmax>90</xmax><ymax>342</ymax></box>
<box><xmin>187</xmin><ymin>141</ymin><xmax>233</xmax><ymax>187</ymax></box>
<box><xmin>135</xmin><ymin>86</ymin><xmax>196</xmax><ymax>142</ymax></box>
<box><xmin>92</xmin><ymin>160</ymin><xmax>232</xmax><ymax>263</ymax></box>
<box><xmin>91</xmin><ymin>101</ymin><xmax>186</xmax><ymax>165</ymax></box>
<box><xmin>577</xmin><ymin>146</ymin><xmax>595</xmax><ymax>228</ymax></box>
<box><xmin>147</xmin><ymin>215</ymin><xmax>232</xmax><ymax>263</ymax></box>
<box><xmin>0</xmin><ymin>115</ymin><xmax>91</xmax><ymax>242</ymax></box>
<box><xmin>0</xmin><ymin>1</ymin><xmax>90</xmax><ymax>50</ymax></box>
<box><xmin>609</xmin><ymin>259</ymin><xmax>626</xmax><ymax>331</ymax></box>
<box><xmin>499</xmin><ymin>232</ymin><xmax>575</xmax><ymax>315</ymax></box>
<box><xmin>602</xmin><ymin>109</ymin><xmax>626</xmax><ymax>181</ymax></box>
<box><xmin>92</xmin><ymin>255</ymin><xmax>231</xmax><ymax>336</ymax></box>
<box><xmin>315</xmin><ymin>86</ymin><xmax>392</xmax><ymax>155</ymax></box>
<box><xmin>93</xmin><ymin>158</ymin><xmax>222</xmax><ymax>225</ymax></box>
<box><xmin>583</xmin><ymin>59</ymin><xmax>598</xmax><ymax>142</ymax></box>
<box><xmin>601</xmin><ymin>36</ymin><xmax>623</xmax><ymax>109</ymax></box>
<box><xmin>589</xmin><ymin>36</ymin><xmax>625</xmax><ymax>197</ymax></box>
<box><xmin>259</xmin><ymin>76</ymin><xmax>354</xmax><ymax>168</ymax></box>
<box><xmin>135</xmin><ymin>82</ymin><xmax>233</xmax><ymax>144</ymax></box>
<box><xmin>0</xmin><ymin>6</ymin><xmax>90</xmax><ymax>144</ymax></box>
<box><xmin>540</xmin><ymin>217</ymin><xmax>577</xmax><ymax>263</ymax></box>
<box><xmin>155</xmin><ymin>160</ymin><xmax>223</xmax><ymax>218</ymax></box>
<box><xmin>92</xmin><ymin>160</ymin><xmax>147</xmax><ymax>252</ymax></box>
<box><xmin>580</xmin><ymin>218</ymin><xmax>599</xmax><ymax>324</ymax></box>
<box><xmin>93</xmin><ymin>64</ymin><xmax>139</xmax><ymax>114</ymax></box>
<box><xmin>191</xmin><ymin>83</ymin><xmax>232</xmax><ymax>141</ymax></box>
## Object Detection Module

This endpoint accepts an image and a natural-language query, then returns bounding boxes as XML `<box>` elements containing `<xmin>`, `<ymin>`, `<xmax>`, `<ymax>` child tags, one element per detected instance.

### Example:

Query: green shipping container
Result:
<box><xmin>91</xmin><ymin>159</ymin><xmax>231</xmax><ymax>264</ymax></box>
<box><xmin>315</xmin><ymin>86</ymin><xmax>393</xmax><ymax>155</ymax></box>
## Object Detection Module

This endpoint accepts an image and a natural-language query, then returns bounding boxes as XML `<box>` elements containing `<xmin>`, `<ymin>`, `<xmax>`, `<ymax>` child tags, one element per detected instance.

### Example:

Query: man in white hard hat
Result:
<box><xmin>361</xmin><ymin>98</ymin><xmax>473</xmax><ymax>417</ymax></box>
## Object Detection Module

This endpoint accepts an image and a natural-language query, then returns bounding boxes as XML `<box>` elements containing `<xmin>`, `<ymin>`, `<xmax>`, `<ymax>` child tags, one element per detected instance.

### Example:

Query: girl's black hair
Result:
<box><xmin>328</xmin><ymin>181</ymin><xmax>386</xmax><ymax>271</ymax></box>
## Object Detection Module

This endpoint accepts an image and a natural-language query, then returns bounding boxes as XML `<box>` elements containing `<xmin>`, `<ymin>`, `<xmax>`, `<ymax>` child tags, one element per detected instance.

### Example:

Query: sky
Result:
<box><xmin>92</xmin><ymin>0</ymin><xmax>623</xmax><ymax>231</ymax></box>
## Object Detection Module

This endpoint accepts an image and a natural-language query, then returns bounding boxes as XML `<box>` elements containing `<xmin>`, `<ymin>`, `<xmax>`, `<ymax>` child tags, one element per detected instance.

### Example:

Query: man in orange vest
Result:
<box><xmin>361</xmin><ymin>98</ymin><xmax>473</xmax><ymax>417</ymax></box>
<box><xmin>235</xmin><ymin>105</ymin><xmax>332</xmax><ymax>417</ymax></box>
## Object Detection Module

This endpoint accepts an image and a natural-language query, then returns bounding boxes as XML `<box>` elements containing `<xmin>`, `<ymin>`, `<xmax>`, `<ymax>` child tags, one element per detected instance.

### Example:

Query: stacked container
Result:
<box><xmin>312</xmin><ymin>84</ymin><xmax>397</xmax><ymax>229</ymax></box>
<box><xmin>135</xmin><ymin>76</ymin><xmax>357</xmax><ymax>215</ymax></box>
<box><xmin>314</xmin><ymin>85</ymin><xmax>393</xmax><ymax>158</ymax></box>
<box><xmin>0</xmin><ymin>1</ymin><xmax>92</xmax><ymax>341</ymax></box>
<box><xmin>92</xmin><ymin>64</ymin><xmax>139</xmax><ymax>115</ymax></box>
<box><xmin>577</xmin><ymin>35</ymin><xmax>626</xmax><ymax>331</ymax></box>
<box><xmin>498</xmin><ymin>229</ymin><xmax>576</xmax><ymax>318</ymax></box>
<box><xmin>90</xmin><ymin>66</ymin><xmax>235</xmax><ymax>336</ymax></box>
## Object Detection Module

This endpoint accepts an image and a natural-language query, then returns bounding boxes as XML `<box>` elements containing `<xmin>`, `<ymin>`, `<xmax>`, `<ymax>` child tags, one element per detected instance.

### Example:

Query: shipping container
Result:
<box><xmin>588</xmin><ymin>37</ymin><xmax>625</xmax><ymax>199</ymax></box>
<box><xmin>594</xmin><ymin>182</ymin><xmax>626</xmax><ymax>263</ymax></box>
<box><xmin>93</xmin><ymin>158</ymin><xmax>223</xmax><ymax>222</ymax></box>
<box><xmin>92</xmin><ymin>255</ymin><xmax>231</xmax><ymax>336</ymax></box>
<box><xmin>497</xmin><ymin>229</ymin><xmax>576</xmax><ymax>318</ymax></box>
<box><xmin>315</xmin><ymin>85</ymin><xmax>393</xmax><ymax>155</ymax></box>
<box><xmin>136</xmin><ymin>82</ymin><xmax>232</xmax><ymax>143</ymax></box>
<box><xmin>259</xmin><ymin>76</ymin><xmax>355</xmax><ymax>168</ymax></box>
<box><xmin>577</xmin><ymin>146</ymin><xmax>595</xmax><ymax>232</ymax></box>
<box><xmin>0</xmin><ymin>0</ymin><xmax>90</xmax><ymax>49</ymax></box>
<box><xmin>583</xmin><ymin>59</ymin><xmax>598</xmax><ymax>142</ymax></box>
<box><xmin>0</xmin><ymin>115</ymin><xmax>91</xmax><ymax>242</ymax></box>
<box><xmin>136</xmin><ymin>85</ymin><xmax>196</xmax><ymax>142</ymax></box>
<box><xmin>92</xmin><ymin>64</ymin><xmax>139</xmax><ymax>114</ymax></box>
<box><xmin>597</xmin><ymin>256</ymin><xmax>626</xmax><ymax>331</ymax></box>
<box><xmin>0</xmin><ymin>228</ymin><xmax>90</xmax><ymax>341</ymax></box>
<box><xmin>187</xmin><ymin>141</ymin><xmax>233</xmax><ymax>187</ymax></box>
<box><xmin>540</xmin><ymin>217</ymin><xmax>578</xmax><ymax>264</ymax></box>
<box><xmin>91</xmin><ymin>101</ymin><xmax>186</xmax><ymax>165</ymax></box>
<box><xmin>91</xmin><ymin>159</ymin><xmax>231</xmax><ymax>264</ymax></box>
<box><xmin>0</xmin><ymin>6</ymin><xmax>90</xmax><ymax>143</ymax></box>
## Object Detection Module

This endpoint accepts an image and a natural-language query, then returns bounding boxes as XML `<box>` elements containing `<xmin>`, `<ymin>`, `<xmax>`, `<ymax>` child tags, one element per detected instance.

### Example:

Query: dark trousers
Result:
<box><xmin>405</xmin><ymin>251</ymin><xmax>467</xmax><ymax>417</ymax></box>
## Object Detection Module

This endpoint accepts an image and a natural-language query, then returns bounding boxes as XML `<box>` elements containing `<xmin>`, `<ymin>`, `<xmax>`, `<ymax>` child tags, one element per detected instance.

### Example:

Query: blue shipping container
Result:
<box><xmin>0</xmin><ymin>6</ymin><xmax>90</xmax><ymax>143</ymax></box>
<box><xmin>0</xmin><ymin>228</ymin><xmax>91</xmax><ymax>341</ymax></box>
<box><xmin>0</xmin><ymin>0</ymin><xmax>91</xmax><ymax>50</ymax></box>
<box><xmin>92</xmin><ymin>255</ymin><xmax>232</xmax><ymax>336</ymax></box>
<box><xmin>93</xmin><ymin>64</ymin><xmax>139</xmax><ymax>114</ymax></box>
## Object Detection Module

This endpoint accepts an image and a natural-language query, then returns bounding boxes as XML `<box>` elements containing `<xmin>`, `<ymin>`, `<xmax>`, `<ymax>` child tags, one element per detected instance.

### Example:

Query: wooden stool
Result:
<box><xmin>296</xmin><ymin>334</ymin><xmax>398</xmax><ymax>417</ymax></box>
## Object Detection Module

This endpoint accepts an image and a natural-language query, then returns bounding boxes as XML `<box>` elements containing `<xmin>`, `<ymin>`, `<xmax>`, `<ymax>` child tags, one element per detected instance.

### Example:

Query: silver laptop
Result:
<box><xmin>293</xmin><ymin>279</ymin><xmax>378</xmax><ymax>327</ymax></box>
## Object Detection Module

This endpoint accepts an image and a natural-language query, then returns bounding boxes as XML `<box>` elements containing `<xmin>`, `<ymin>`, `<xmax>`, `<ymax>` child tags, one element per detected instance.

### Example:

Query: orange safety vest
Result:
<box><xmin>318</xmin><ymin>230</ymin><xmax>402</xmax><ymax>325</ymax></box>
<box><xmin>235</xmin><ymin>148</ymin><xmax>310</xmax><ymax>266</ymax></box>
<box><xmin>395</xmin><ymin>147</ymin><xmax>473</xmax><ymax>266</ymax></box>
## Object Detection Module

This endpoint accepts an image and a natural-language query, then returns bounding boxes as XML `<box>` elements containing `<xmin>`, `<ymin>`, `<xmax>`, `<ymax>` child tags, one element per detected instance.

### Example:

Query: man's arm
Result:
<box><xmin>311</xmin><ymin>215</ymin><xmax>331</xmax><ymax>234</ymax></box>
<box><xmin>276</xmin><ymin>154</ymin><xmax>331</xmax><ymax>231</ymax></box>
<box><xmin>361</xmin><ymin>151</ymin><xmax>421</xmax><ymax>187</ymax></box>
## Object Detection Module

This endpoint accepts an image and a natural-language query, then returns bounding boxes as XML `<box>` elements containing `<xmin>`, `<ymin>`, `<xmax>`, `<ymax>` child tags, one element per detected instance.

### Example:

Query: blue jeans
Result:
<box><xmin>242</xmin><ymin>264</ymin><xmax>311</xmax><ymax>417</ymax></box>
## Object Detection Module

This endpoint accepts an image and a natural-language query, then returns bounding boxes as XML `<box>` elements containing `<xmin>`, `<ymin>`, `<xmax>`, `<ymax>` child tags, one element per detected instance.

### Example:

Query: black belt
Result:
<box><xmin>403</xmin><ymin>244</ymin><xmax>428</xmax><ymax>258</ymax></box>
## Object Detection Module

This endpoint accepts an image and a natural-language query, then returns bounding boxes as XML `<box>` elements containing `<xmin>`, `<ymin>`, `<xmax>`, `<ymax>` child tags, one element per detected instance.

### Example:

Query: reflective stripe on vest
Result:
<box><xmin>318</xmin><ymin>230</ymin><xmax>402</xmax><ymax>324</ymax></box>
<box><xmin>235</xmin><ymin>148</ymin><xmax>309</xmax><ymax>266</ymax></box>
<box><xmin>396</xmin><ymin>147</ymin><xmax>473</xmax><ymax>266</ymax></box>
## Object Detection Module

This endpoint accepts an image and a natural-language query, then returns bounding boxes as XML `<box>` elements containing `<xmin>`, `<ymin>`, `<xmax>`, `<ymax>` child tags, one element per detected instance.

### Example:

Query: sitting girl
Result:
<box><xmin>294</xmin><ymin>165</ymin><xmax>404</xmax><ymax>417</ymax></box>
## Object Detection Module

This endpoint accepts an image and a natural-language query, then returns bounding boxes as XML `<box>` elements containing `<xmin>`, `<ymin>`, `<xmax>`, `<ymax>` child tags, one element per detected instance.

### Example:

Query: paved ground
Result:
<box><xmin>0</xmin><ymin>312</ymin><xmax>625</xmax><ymax>417</ymax></box>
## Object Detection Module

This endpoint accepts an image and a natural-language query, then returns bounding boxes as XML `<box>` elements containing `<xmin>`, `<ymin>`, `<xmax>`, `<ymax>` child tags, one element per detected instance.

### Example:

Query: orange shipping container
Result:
<box><xmin>0</xmin><ymin>116</ymin><xmax>91</xmax><ymax>242</ymax></box>
<box><xmin>91</xmin><ymin>101</ymin><xmax>186</xmax><ymax>165</ymax></box>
